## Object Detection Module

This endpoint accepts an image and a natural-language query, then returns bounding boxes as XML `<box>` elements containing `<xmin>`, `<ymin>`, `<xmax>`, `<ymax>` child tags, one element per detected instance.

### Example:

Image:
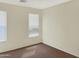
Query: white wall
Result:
<box><xmin>0</xmin><ymin>3</ymin><xmax>42</xmax><ymax>53</ymax></box>
<box><xmin>43</xmin><ymin>0</ymin><xmax>79</xmax><ymax>57</ymax></box>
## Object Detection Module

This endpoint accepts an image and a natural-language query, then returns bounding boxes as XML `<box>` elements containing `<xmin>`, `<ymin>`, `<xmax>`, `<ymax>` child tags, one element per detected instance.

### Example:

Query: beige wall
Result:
<box><xmin>43</xmin><ymin>0</ymin><xmax>79</xmax><ymax>57</ymax></box>
<box><xmin>0</xmin><ymin>3</ymin><xmax>42</xmax><ymax>53</ymax></box>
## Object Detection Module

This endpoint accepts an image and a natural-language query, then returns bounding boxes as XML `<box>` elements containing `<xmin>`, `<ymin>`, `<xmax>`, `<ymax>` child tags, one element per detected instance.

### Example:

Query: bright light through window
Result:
<box><xmin>0</xmin><ymin>11</ymin><xmax>7</xmax><ymax>42</ymax></box>
<box><xmin>28</xmin><ymin>13</ymin><xmax>39</xmax><ymax>38</ymax></box>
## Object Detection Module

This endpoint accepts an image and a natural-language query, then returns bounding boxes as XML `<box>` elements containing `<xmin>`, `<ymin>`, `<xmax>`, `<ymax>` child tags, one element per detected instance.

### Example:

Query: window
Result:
<box><xmin>28</xmin><ymin>13</ymin><xmax>39</xmax><ymax>38</ymax></box>
<box><xmin>0</xmin><ymin>11</ymin><xmax>7</xmax><ymax>42</ymax></box>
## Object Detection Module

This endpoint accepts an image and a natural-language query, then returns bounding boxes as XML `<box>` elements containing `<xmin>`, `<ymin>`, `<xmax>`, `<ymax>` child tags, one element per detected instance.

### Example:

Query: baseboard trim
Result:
<box><xmin>0</xmin><ymin>42</ymin><xmax>78</xmax><ymax>58</ymax></box>
<box><xmin>42</xmin><ymin>42</ymin><xmax>78</xmax><ymax>58</ymax></box>
<box><xmin>0</xmin><ymin>42</ymin><xmax>42</xmax><ymax>54</ymax></box>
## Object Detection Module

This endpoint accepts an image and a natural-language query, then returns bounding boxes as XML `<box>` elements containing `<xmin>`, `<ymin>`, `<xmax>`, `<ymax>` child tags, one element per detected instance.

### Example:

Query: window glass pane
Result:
<box><xmin>0</xmin><ymin>11</ymin><xmax>7</xmax><ymax>42</ymax></box>
<box><xmin>28</xmin><ymin>13</ymin><xmax>39</xmax><ymax>38</ymax></box>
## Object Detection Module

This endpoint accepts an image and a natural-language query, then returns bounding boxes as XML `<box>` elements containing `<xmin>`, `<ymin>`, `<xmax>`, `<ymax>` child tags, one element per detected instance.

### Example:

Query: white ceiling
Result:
<box><xmin>0</xmin><ymin>0</ymin><xmax>72</xmax><ymax>9</ymax></box>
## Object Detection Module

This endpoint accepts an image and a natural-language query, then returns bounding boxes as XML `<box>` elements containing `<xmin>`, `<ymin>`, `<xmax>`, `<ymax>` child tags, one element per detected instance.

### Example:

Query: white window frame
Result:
<box><xmin>0</xmin><ymin>11</ymin><xmax>7</xmax><ymax>42</ymax></box>
<box><xmin>28</xmin><ymin>13</ymin><xmax>40</xmax><ymax>38</ymax></box>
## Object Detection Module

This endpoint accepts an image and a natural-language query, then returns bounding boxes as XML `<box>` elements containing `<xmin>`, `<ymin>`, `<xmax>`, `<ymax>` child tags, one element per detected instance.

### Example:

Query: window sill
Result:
<box><xmin>29</xmin><ymin>33</ymin><xmax>39</xmax><ymax>38</ymax></box>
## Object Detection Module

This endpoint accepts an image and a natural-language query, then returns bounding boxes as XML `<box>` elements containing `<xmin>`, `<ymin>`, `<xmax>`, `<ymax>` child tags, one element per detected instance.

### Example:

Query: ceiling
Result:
<box><xmin>0</xmin><ymin>0</ymin><xmax>72</xmax><ymax>9</ymax></box>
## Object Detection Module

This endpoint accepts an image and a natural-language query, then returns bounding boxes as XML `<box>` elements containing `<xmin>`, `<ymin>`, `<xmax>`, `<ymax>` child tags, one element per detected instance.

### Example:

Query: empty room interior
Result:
<box><xmin>0</xmin><ymin>0</ymin><xmax>79</xmax><ymax>58</ymax></box>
